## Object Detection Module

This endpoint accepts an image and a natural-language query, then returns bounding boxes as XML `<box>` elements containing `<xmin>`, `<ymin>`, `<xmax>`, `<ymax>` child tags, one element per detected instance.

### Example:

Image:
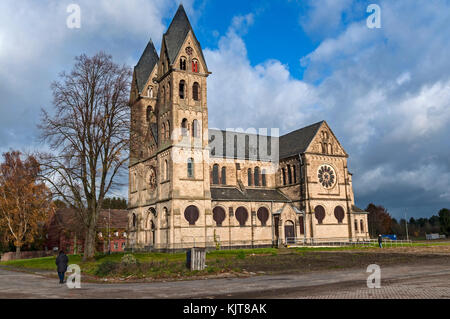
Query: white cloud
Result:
<box><xmin>205</xmin><ymin>15</ymin><xmax>319</xmax><ymax>132</ymax></box>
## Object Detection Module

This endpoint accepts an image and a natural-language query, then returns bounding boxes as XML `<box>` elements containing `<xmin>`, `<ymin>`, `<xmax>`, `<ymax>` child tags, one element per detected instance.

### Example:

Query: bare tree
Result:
<box><xmin>38</xmin><ymin>52</ymin><xmax>131</xmax><ymax>261</ymax></box>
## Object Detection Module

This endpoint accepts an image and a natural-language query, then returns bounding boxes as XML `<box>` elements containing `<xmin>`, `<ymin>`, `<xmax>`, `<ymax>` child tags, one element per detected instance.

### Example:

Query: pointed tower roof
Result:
<box><xmin>134</xmin><ymin>39</ymin><xmax>159</xmax><ymax>93</ymax></box>
<box><xmin>163</xmin><ymin>4</ymin><xmax>208</xmax><ymax>70</ymax></box>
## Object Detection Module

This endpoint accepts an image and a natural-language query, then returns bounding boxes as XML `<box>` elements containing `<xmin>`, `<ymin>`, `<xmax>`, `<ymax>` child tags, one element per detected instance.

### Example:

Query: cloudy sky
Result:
<box><xmin>0</xmin><ymin>0</ymin><xmax>449</xmax><ymax>219</ymax></box>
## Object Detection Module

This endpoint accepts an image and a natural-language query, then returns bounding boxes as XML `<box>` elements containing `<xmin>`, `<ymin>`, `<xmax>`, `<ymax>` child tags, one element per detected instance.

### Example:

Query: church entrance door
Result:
<box><xmin>285</xmin><ymin>221</ymin><xmax>295</xmax><ymax>244</ymax></box>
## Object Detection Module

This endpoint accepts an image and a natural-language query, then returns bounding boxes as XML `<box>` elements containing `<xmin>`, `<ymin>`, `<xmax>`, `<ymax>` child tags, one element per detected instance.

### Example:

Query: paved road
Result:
<box><xmin>0</xmin><ymin>263</ymin><xmax>449</xmax><ymax>299</ymax></box>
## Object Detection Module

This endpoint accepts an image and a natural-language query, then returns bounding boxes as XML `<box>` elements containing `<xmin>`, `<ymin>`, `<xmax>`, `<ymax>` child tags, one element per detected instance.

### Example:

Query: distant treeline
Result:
<box><xmin>54</xmin><ymin>197</ymin><xmax>128</xmax><ymax>210</ymax></box>
<box><xmin>366</xmin><ymin>204</ymin><xmax>450</xmax><ymax>238</ymax></box>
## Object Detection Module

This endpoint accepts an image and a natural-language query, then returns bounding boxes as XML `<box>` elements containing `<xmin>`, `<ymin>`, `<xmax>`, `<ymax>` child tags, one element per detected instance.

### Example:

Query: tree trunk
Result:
<box><xmin>15</xmin><ymin>245</ymin><xmax>21</xmax><ymax>259</ymax></box>
<box><xmin>83</xmin><ymin>223</ymin><xmax>96</xmax><ymax>261</ymax></box>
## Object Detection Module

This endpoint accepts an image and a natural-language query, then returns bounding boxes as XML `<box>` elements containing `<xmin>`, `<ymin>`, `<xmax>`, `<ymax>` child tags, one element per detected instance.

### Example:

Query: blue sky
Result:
<box><xmin>0</xmin><ymin>0</ymin><xmax>449</xmax><ymax>220</ymax></box>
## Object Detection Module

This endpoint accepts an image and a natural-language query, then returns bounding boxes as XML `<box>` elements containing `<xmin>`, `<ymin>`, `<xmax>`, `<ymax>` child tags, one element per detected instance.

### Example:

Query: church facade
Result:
<box><xmin>127</xmin><ymin>5</ymin><xmax>369</xmax><ymax>251</ymax></box>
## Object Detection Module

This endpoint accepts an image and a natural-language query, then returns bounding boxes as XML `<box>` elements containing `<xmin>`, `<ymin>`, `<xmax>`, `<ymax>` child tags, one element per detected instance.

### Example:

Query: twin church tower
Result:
<box><xmin>128</xmin><ymin>5</ymin><xmax>369</xmax><ymax>250</ymax></box>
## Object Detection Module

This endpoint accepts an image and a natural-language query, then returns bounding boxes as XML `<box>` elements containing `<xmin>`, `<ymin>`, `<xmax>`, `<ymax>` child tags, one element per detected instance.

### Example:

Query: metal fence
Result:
<box><xmin>285</xmin><ymin>237</ymin><xmax>413</xmax><ymax>248</ymax></box>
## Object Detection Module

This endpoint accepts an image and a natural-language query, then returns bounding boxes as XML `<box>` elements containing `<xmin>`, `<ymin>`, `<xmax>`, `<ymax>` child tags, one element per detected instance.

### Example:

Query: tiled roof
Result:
<box><xmin>134</xmin><ymin>39</ymin><xmax>159</xmax><ymax>94</ymax></box>
<box><xmin>163</xmin><ymin>4</ymin><xmax>208</xmax><ymax>70</ymax></box>
<box><xmin>53</xmin><ymin>208</ymin><xmax>128</xmax><ymax>230</ymax></box>
<box><xmin>279</xmin><ymin>121</ymin><xmax>324</xmax><ymax>159</ymax></box>
<box><xmin>208</xmin><ymin>129</ymin><xmax>275</xmax><ymax>161</ymax></box>
<box><xmin>352</xmin><ymin>205</ymin><xmax>369</xmax><ymax>214</ymax></box>
<box><xmin>211</xmin><ymin>187</ymin><xmax>290</xmax><ymax>203</ymax></box>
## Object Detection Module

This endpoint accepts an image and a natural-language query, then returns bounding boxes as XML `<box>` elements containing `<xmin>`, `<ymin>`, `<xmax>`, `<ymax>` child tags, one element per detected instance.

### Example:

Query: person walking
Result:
<box><xmin>55</xmin><ymin>250</ymin><xmax>69</xmax><ymax>284</ymax></box>
<box><xmin>378</xmin><ymin>234</ymin><xmax>383</xmax><ymax>248</ymax></box>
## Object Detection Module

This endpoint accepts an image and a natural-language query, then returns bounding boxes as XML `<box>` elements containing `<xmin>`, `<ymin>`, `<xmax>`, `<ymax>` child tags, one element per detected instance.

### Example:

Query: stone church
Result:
<box><xmin>128</xmin><ymin>5</ymin><xmax>369</xmax><ymax>250</ymax></box>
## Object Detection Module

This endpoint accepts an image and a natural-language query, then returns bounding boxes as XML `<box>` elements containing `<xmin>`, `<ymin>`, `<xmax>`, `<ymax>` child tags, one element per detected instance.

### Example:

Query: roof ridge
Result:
<box><xmin>281</xmin><ymin>120</ymin><xmax>324</xmax><ymax>138</ymax></box>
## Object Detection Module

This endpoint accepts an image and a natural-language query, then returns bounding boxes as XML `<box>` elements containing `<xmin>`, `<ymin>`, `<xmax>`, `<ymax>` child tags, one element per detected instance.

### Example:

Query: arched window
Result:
<box><xmin>287</xmin><ymin>165</ymin><xmax>292</xmax><ymax>184</ymax></box>
<box><xmin>212</xmin><ymin>164</ymin><xmax>219</xmax><ymax>185</ymax></box>
<box><xmin>299</xmin><ymin>216</ymin><xmax>305</xmax><ymax>235</ymax></box>
<box><xmin>334</xmin><ymin>206</ymin><xmax>345</xmax><ymax>224</ymax></box>
<box><xmin>161</xmin><ymin>123</ymin><xmax>166</xmax><ymax>141</ymax></box>
<box><xmin>146</xmin><ymin>106</ymin><xmax>152</xmax><ymax>122</ymax></box>
<box><xmin>360</xmin><ymin>220</ymin><xmax>364</xmax><ymax>232</ymax></box>
<box><xmin>221</xmin><ymin>166</ymin><xmax>226</xmax><ymax>185</ymax></box>
<box><xmin>235</xmin><ymin>207</ymin><xmax>248</xmax><ymax>227</ymax></box>
<box><xmin>164</xmin><ymin>159</ymin><xmax>169</xmax><ymax>180</ymax></box>
<box><xmin>181</xmin><ymin>118</ymin><xmax>188</xmax><ymax>136</ymax></box>
<box><xmin>193</xmin><ymin>82</ymin><xmax>200</xmax><ymax>101</ymax></box>
<box><xmin>257</xmin><ymin>207</ymin><xmax>269</xmax><ymax>226</ymax></box>
<box><xmin>314</xmin><ymin>205</ymin><xmax>325</xmax><ymax>224</ymax></box>
<box><xmin>213</xmin><ymin>206</ymin><xmax>226</xmax><ymax>226</ymax></box>
<box><xmin>148</xmin><ymin>86</ymin><xmax>153</xmax><ymax>98</ymax></box>
<box><xmin>187</xmin><ymin>158</ymin><xmax>194</xmax><ymax>178</ymax></box>
<box><xmin>192</xmin><ymin>59</ymin><xmax>198</xmax><ymax>73</ymax></box>
<box><xmin>192</xmin><ymin>119</ymin><xmax>199</xmax><ymax>138</ymax></box>
<box><xmin>166</xmin><ymin>121</ymin><xmax>170</xmax><ymax>140</ymax></box>
<box><xmin>167</xmin><ymin>81</ymin><xmax>171</xmax><ymax>100</ymax></box>
<box><xmin>132</xmin><ymin>213</ymin><xmax>137</xmax><ymax>228</ymax></box>
<box><xmin>262</xmin><ymin>169</ymin><xmax>267</xmax><ymax>187</ymax></box>
<box><xmin>248</xmin><ymin>168</ymin><xmax>252</xmax><ymax>186</ymax></box>
<box><xmin>328</xmin><ymin>143</ymin><xmax>333</xmax><ymax>154</ymax></box>
<box><xmin>180</xmin><ymin>57</ymin><xmax>187</xmax><ymax>70</ymax></box>
<box><xmin>254</xmin><ymin>167</ymin><xmax>260</xmax><ymax>187</ymax></box>
<box><xmin>162</xmin><ymin>86</ymin><xmax>165</xmax><ymax>105</ymax></box>
<box><xmin>282</xmin><ymin>168</ymin><xmax>286</xmax><ymax>186</ymax></box>
<box><xmin>293</xmin><ymin>165</ymin><xmax>297</xmax><ymax>183</ymax></box>
<box><xmin>354</xmin><ymin>220</ymin><xmax>358</xmax><ymax>232</ymax></box>
<box><xmin>184</xmin><ymin>205</ymin><xmax>199</xmax><ymax>226</ymax></box>
<box><xmin>179</xmin><ymin>80</ymin><xmax>185</xmax><ymax>99</ymax></box>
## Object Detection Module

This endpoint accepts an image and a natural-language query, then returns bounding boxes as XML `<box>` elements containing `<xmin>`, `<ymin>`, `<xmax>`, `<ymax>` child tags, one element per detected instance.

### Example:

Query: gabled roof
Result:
<box><xmin>163</xmin><ymin>4</ymin><xmax>208</xmax><ymax>70</ymax></box>
<box><xmin>52</xmin><ymin>208</ymin><xmax>129</xmax><ymax>230</ymax></box>
<box><xmin>134</xmin><ymin>39</ymin><xmax>159</xmax><ymax>94</ymax></box>
<box><xmin>279</xmin><ymin>121</ymin><xmax>324</xmax><ymax>159</ymax></box>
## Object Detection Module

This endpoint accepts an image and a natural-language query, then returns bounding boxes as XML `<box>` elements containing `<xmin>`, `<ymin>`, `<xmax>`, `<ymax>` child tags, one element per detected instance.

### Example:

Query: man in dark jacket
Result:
<box><xmin>378</xmin><ymin>234</ymin><xmax>383</xmax><ymax>248</ymax></box>
<box><xmin>55</xmin><ymin>250</ymin><xmax>69</xmax><ymax>284</ymax></box>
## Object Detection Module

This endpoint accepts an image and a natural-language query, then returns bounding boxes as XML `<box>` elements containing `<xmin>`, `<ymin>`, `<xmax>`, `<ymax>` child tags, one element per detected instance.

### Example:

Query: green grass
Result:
<box><xmin>0</xmin><ymin>248</ymin><xmax>276</xmax><ymax>278</ymax></box>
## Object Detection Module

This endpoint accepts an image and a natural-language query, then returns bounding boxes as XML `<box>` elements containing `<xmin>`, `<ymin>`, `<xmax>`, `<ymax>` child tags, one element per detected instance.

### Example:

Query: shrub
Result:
<box><xmin>121</xmin><ymin>254</ymin><xmax>137</xmax><ymax>265</ymax></box>
<box><xmin>95</xmin><ymin>260</ymin><xmax>118</xmax><ymax>277</ymax></box>
<box><xmin>236</xmin><ymin>251</ymin><xmax>246</xmax><ymax>259</ymax></box>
